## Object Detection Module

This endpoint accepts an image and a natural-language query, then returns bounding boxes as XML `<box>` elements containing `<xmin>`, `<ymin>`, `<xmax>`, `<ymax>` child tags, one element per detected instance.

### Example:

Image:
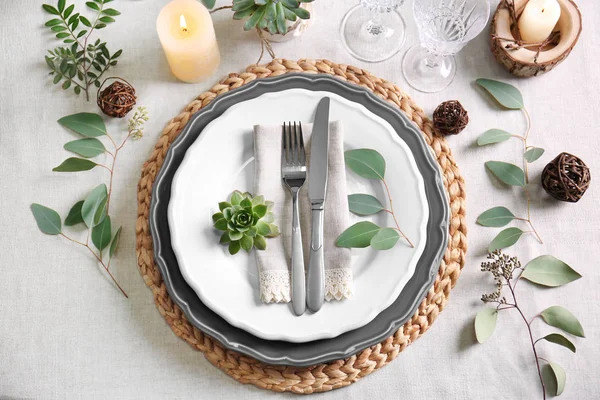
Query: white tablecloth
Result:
<box><xmin>1</xmin><ymin>1</ymin><xmax>599</xmax><ymax>398</ymax></box>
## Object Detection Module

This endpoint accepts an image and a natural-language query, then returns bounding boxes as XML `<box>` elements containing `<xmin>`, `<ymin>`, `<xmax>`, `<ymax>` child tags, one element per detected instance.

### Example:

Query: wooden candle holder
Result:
<box><xmin>490</xmin><ymin>0</ymin><xmax>582</xmax><ymax>77</ymax></box>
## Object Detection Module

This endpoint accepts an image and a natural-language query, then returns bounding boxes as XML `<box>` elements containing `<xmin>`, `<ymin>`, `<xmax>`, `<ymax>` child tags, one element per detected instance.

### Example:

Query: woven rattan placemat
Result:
<box><xmin>135</xmin><ymin>59</ymin><xmax>467</xmax><ymax>394</ymax></box>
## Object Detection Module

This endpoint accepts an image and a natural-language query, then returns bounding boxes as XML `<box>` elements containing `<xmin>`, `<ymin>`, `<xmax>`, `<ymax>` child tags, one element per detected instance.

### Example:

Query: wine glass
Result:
<box><xmin>402</xmin><ymin>0</ymin><xmax>490</xmax><ymax>93</ymax></box>
<box><xmin>341</xmin><ymin>0</ymin><xmax>406</xmax><ymax>63</ymax></box>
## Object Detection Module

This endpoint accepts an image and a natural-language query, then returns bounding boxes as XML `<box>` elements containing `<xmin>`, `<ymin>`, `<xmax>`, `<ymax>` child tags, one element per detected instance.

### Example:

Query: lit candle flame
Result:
<box><xmin>180</xmin><ymin>14</ymin><xmax>188</xmax><ymax>34</ymax></box>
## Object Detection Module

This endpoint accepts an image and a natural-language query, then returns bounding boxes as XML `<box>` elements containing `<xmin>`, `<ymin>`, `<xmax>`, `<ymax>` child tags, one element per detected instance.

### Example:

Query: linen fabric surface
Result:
<box><xmin>253</xmin><ymin>121</ymin><xmax>352</xmax><ymax>303</ymax></box>
<box><xmin>2</xmin><ymin>0</ymin><xmax>600</xmax><ymax>399</ymax></box>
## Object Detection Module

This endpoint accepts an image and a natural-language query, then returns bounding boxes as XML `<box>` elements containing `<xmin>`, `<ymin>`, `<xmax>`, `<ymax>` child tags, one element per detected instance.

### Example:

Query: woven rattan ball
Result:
<box><xmin>542</xmin><ymin>152</ymin><xmax>590</xmax><ymax>203</ymax></box>
<box><xmin>97</xmin><ymin>78</ymin><xmax>136</xmax><ymax>118</ymax></box>
<box><xmin>433</xmin><ymin>100</ymin><xmax>469</xmax><ymax>136</ymax></box>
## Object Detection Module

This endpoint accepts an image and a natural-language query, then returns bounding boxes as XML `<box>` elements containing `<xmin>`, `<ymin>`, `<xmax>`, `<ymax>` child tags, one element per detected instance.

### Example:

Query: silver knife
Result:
<box><xmin>307</xmin><ymin>97</ymin><xmax>330</xmax><ymax>312</ymax></box>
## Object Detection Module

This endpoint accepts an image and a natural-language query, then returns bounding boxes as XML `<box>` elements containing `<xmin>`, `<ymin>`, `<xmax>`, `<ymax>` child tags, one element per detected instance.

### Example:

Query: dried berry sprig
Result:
<box><xmin>475</xmin><ymin>250</ymin><xmax>584</xmax><ymax>399</ymax></box>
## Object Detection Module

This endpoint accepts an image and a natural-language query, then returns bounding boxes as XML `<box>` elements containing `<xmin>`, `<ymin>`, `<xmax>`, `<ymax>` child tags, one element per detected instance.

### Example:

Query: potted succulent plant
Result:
<box><xmin>201</xmin><ymin>0</ymin><xmax>314</xmax><ymax>60</ymax></box>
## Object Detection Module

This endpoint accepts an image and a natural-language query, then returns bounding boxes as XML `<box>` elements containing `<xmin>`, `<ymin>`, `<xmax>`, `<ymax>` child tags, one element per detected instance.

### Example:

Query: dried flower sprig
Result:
<box><xmin>128</xmin><ymin>106</ymin><xmax>149</xmax><ymax>140</ymax></box>
<box><xmin>475</xmin><ymin>250</ymin><xmax>584</xmax><ymax>399</ymax></box>
<box><xmin>42</xmin><ymin>0</ymin><xmax>122</xmax><ymax>101</ymax></box>
<box><xmin>475</xmin><ymin>79</ymin><xmax>546</xmax><ymax>252</ymax></box>
<box><xmin>30</xmin><ymin>110</ymin><xmax>149</xmax><ymax>297</ymax></box>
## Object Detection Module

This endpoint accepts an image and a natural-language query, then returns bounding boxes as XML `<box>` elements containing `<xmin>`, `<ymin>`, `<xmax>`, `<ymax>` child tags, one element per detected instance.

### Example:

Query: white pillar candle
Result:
<box><xmin>157</xmin><ymin>0</ymin><xmax>220</xmax><ymax>83</ymax></box>
<box><xmin>518</xmin><ymin>0</ymin><xmax>562</xmax><ymax>43</ymax></box>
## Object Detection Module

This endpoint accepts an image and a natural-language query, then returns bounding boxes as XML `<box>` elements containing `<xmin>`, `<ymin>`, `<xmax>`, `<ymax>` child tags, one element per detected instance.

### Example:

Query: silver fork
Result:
<box><xmin>281</xmin><ymin>122</ymin><xmax>307</xmax><ymax>316</ymax></box>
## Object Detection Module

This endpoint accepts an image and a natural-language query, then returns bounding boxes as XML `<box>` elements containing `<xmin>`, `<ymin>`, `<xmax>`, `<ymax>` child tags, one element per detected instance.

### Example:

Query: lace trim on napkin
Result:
<box><xmin>325</xmin><ymin>268</ymin><xmax>353</xmax><ymax>301</ymax></box>
<box><xmin>259</xmin><ymin>270</ymin><xmax>291</xmax><ymax>303</ymax></box>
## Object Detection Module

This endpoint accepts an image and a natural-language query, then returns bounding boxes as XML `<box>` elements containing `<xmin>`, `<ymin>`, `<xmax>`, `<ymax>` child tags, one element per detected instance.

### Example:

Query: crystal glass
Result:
<box><xmin>402</xmin><ymin>0</ymin><xmax>490</xmax><ymax>92</ymax></box>
<box><xmin>341</xmin><ymin>0</ymin><xmax>406</xmax><ymax>63</ymax></box>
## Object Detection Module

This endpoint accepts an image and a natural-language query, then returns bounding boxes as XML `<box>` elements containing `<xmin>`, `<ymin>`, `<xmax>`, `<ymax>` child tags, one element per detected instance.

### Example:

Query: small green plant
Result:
<box><xmin>475</xmin><ymin>250</ymin><xmax>584</xmax><ymax>399</ymax></box>
<box><xmin>475</xmin><ymin>78</ymin><xmax>546</xmax><ymax>251</ymax></box>
<box><xmin>212</xmin><ymin>191</ymin><xmax>280</xmax><ymax>255</ymax></box>
<box><xmin>42</xmin><ymin>0</ymin><xmax>122</xmax><ymax>101</ymax></box>
<box><xmin>30</xmin><ymin>109</ymin><xmax>148</xmax><ymax>297</ymax></box>
<box><xmin>336</xmin><ymin>149</ymin><xmax>413</xmax><ymax>250</ymax></box>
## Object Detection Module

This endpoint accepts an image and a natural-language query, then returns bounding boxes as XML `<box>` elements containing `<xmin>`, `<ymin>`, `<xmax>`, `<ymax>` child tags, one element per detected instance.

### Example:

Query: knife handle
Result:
<box><xmin>307</xmin><ymin>206</ymin><xmax>325</xmax><ymax>312</ymax></box>
<box><xmin>290</xmin><ymin>190</ymin><xmax>306</xmax><ymax>316</ymax></box>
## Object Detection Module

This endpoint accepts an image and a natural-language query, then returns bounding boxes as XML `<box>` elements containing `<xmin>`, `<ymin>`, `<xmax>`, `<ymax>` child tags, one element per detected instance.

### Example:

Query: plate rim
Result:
<box><xmin>168</xmin><ymin>87</ymin><xmax>430</xmax><ymax>342</ymax></box>
<box><xmin>149</xmin><ymin>73</ymin><xmax>449</xmax><ymax>366</ymax></box>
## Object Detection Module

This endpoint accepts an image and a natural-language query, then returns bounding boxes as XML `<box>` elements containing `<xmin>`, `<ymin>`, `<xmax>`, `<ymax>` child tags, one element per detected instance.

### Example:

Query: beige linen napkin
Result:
<box><xmin>253</xmin><ymin>121</ymin><xmax>352</xmax><ymax>304</ymax></box>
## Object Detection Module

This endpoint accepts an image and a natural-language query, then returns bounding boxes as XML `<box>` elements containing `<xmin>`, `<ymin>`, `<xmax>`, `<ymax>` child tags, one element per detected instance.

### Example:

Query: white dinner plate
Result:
<box><xmin>168</xmin><ymin>89</ymin><xmax>429</xmax><ymax>342</ymax></box>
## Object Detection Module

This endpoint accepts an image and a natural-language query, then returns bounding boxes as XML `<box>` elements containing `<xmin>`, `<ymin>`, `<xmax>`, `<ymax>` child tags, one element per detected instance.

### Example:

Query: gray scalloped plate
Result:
<box><xmin>149</xmin><ymin>74</ymin><xmax>449</xmax><ymax>367</ymax></box>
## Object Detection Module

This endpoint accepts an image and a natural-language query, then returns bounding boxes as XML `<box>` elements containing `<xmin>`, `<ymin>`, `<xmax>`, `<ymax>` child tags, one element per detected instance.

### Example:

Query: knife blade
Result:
<box><xmin>307</xmin><ymin>97</ymin><xmax>330</xmax><ymax>312</ymax></box>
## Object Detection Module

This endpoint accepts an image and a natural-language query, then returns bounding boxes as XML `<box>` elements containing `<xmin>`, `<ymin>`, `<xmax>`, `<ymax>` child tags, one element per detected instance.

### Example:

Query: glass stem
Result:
<box><xmin>424</xmin><ymin>50</ymin><xmax>442</xmax><ymax>68</ymax></box>
<box><xmin>365</xmin><ymin>10</ymin><xmax>384</xmax><ymax>36</ymax></box>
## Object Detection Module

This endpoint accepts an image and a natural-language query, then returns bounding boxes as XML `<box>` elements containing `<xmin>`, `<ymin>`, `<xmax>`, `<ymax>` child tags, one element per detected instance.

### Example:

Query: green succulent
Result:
<box><xmin>201</xmin><ymin>0</ymin><xmax>312</xmax><ymax>35</ymax></box>
<box><xmin>212</xmin><ymin>190</ymin><xmax>280</xmax><ymax>255</ymax></box>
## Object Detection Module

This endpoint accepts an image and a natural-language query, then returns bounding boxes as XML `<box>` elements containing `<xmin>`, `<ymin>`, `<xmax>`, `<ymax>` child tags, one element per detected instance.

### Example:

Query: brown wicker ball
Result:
<box><xmin>97</xmin><ymin>77</ymin><xmax>136</xmax><ymax>118</ymax></box>
<box><xmin>542</xmin><ymin>152</ymin><xmax>590</xmax><ymax>203</ymax></box>
<box><xmin>433</xmin><ymin>100</ymin><xmax>469</xmax><ymax>136</ymax></box>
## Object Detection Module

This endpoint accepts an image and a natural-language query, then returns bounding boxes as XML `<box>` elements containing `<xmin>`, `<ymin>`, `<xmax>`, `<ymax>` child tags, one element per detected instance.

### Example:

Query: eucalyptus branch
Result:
<box><xmin>475</xmin><ymin>79</ymin><xmax>546</xmax><ymax>252</ymax></box>
<box><xmin>337</xmin><ymin>149</ymin><xmax>414</xmax><ymax>251</ymax></box>
<box><xmin>30</xmin><ymin>108</ymin><xmax>149</xmax><ymax>298</ymax></box>
<box><xmin>475</xmin><ymin>251</ymin><xmax>584</xmax><ymax>399</ymax></box>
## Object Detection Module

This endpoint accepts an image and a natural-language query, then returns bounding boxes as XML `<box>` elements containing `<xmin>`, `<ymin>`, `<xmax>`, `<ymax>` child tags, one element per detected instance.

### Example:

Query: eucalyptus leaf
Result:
<box><xmin>109</xmin><ymin>226</ymin><xmax>122</xmax><ymax>257</ymax></box>
<box><xmin>488</xmin><ymin>227</ymin><xmax>524</xmax><ymax>252</ymax></box>
<box><xmin>524</xmin><ymin>147</ymin><xmax>545</xmax><ymax>163</ymax></box>
<box><xmin>477</xmin><ymin>129</ymin><xmax>513</xmax><ymax>146</ymax></box>
<box><xmin>81</xmin><ymin>184</ymin><xmax>107</xmax><ymax>228</ymax></box>
<box><xmin>476</xmin><ymin>78</ymin><xmax>524</xmax><ymax>110</ymax></box>
<box><xmin>521</xmin><ymin>255</ymin><xmax>582</xmax><ymax>287</ymax></box>
<box><xmin>93</xmin><ymin>196</ymin><xmax>108</xmax><ymax>226</ymax></box>
<box><xmin>475</xmin><ymin>307</ymin><xmax>498</xmax><ymax>344</ymax></box>
<box><xmin>58</xmin><ymin>113</ymin><xmax>107</xmax><ymax>137</ymax></box>
<box><xmin>336</xmin><ymin>221</ymin><xmax>380</xmax><ymax>248</ymax></box>
<box><xmin>64</xmin><ymin>138</ymin><xmax>106</xmax><ymax>158</ymax></box>
<box><xmin>348</xmin><ymin>194</ymin><xmax>385</xmax><ymax>216</ymax></box>
<box><xmin>53</xmin><ymin>157</ymin><xmax>97</xmax><ymax>172</ymax></box>
<box><xmin>540</xmin><ymin>306</ymin><xmax>585</xmax><ymax>337</ymax></box>
<box><xmin>370</xmin><ymin>228</ymin><xmax>400</xmax><ymax>250</ymax></box>
<box><xmin>485</xmin><ymin>161</ymin><xmax>526</xmax><ymax>186</ymax></box>
<box><xmin>92</xmin><ymin>216</ymin><xmax>111</xmax><ymax>251</ymax></box>
<box><xmin>540</xmin><ymin>333</ymin><xmax>576</xmax><ymax>353</ymax></box>
<box><xmin>547</xmin><ymin>361</ymin><xmax>566</xmax><ymax>396</ymax></box>
<box><xmin>477</xmin><ymin>206</ymin><xmax>515</xmax><ymax>227</ymax></box>
<box><xmin>201</xmin><ymin>0</ymin><xmax>216</xmax><ymax>8</ymax></box>
<box><xmin>344</xmin><ymin>149</ymin><xmax>386</xmax><ymax>180</ymax></box>
<box><xmin>64</xmin><ymin>200</ymin><xmax>84</xmax><ymax>226</ymax></box>
<box><xmin>31</xmin><ymin>203</ymin><xmax>62</xmax><ymax>235</ymax></box>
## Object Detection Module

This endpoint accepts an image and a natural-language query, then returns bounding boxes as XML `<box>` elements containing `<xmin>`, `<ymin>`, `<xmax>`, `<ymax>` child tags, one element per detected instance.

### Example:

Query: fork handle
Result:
<box><xmin>290</xmin><ymin>190</ymin><xmax>306</xmax><ymax>316</ymax></box>
<box><xmin>307</xmin><ymin>206</ymin><xmax>325</xmax><ymax>312</ymax></box>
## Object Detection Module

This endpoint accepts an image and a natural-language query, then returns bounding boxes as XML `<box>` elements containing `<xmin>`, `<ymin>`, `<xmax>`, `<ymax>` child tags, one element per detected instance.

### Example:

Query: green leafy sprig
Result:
<box><xmin>475</xmin><ymin>79</ymin><xmax>545</xmax><ymax>252</ymax></box>
<box><xmin>212</xmin><ymin>191</ymin><xmax>280</xmax><ymax>255</ymax></box>
<box><xmin>475</xmin><ymin>250</ymin><xmax>583</xmax><ymax>399</ymax></box>
<box><xmin>336</xmin><ymin>149</ymin><xmax>414</xmax><ymax>250</ymax></box>
<box><xmin>42</xmin><ymin>0</ymin><xmax>122</xmax><ymax>101</ymax></box>
<box><xmin>30</xmin><ymin>109</ymin><xmax>148</xmax><ymax>297</ymax></box>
